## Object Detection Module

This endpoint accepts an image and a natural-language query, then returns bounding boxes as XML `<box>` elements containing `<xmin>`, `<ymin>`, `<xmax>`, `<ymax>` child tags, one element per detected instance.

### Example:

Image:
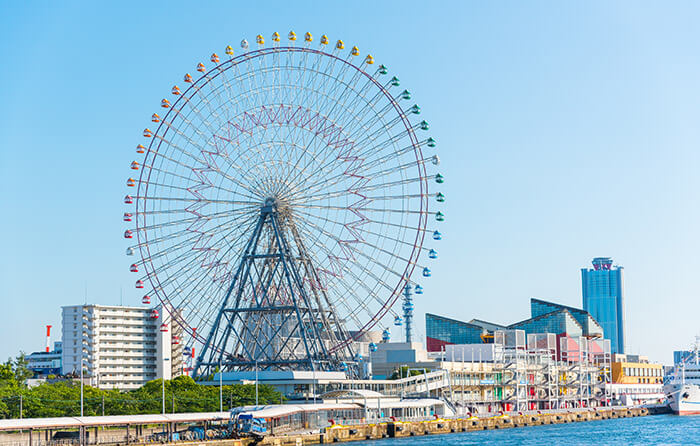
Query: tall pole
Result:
<box><xmin>403</xmin><ymin>285</ymin><xmax>413</xmax><ymax>343</ymax></box>
<box><xmin>162</xmin><ymin>376</ymin><xmax>165</xmax><ymax>415</ymax></box>
<box><xmin>19</xmin><ymin>395</ymin><xmax>22</xmax><ymax>419</ymax></box>
<box><xmin>255</xmin><ymin>360</ymin><xmax>259</xmax><ymax>406</ymax></box>
<box><xmin>80</xmin><ymin>355</ymin><xmax>84</xmax><ymax>417</ymax></box>
<box><xmin>219</xmin><ymin>357</ymin><xmax>223</xmax><ymax>412</ymax></box>
<box><xmin>312</xmin><ymin>366</ymin><xmax>317</xmax><ymax>405</ymax></box>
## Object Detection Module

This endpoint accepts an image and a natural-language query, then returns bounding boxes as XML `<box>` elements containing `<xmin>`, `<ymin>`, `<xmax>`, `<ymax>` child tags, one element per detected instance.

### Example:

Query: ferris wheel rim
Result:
<box><xmin>131</xmin><ymin>43</ymin><xmax>433</xmax><ymax>350</ymax></box>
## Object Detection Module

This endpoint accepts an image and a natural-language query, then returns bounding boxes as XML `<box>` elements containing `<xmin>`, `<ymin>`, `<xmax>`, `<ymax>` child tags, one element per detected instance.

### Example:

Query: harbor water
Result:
<box><xmin>344</xmin><ymin>415</ymin><xmax>700</xmax><ymax>446</ymax></box>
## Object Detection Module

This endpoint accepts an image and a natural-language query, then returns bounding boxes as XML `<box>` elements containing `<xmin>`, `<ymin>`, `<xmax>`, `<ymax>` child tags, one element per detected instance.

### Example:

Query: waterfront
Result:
<box><xmin>344</xmin><ymin>415</ymin><xmax>700</xmax><ymax>446</ymax></box>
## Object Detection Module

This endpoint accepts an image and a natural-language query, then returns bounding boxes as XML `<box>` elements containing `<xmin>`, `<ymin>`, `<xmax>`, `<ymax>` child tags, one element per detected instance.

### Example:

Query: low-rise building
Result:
<box><xmin>609</xmin><ymin>354</ymin><xmax>664</xmax><ymax>406</ymax></box>
<box><xmin>425</xmin><ymin>314</ymin><xmax>487</xmax><ymax>352</ymax></box>
<box><xmin>26</xmin><ymin>342</ymin><xmax>63</xmax><ymax>377</ymax></box>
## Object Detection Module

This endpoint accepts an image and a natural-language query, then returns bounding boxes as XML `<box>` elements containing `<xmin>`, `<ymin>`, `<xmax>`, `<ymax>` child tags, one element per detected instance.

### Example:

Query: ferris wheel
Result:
<box><xmin>124</xmin><ymin>31</ymin><xmax>444</xmax><ymax>376</ymax></box>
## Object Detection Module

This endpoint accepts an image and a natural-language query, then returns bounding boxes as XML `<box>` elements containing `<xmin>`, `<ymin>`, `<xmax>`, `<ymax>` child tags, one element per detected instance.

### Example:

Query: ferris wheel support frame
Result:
<box><xmin>192</xmin><ymin>198</ymin><xmax>355</xmax><ymax>378</ymax></box>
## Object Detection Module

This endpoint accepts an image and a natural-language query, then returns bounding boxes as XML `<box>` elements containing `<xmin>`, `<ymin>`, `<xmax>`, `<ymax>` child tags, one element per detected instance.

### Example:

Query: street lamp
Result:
<box><xmin>255</xmin><ymin>360</ymin><xmax>259</xmax><ymax>406</ymax></box>
<box><xmin>219</xmin><ymin>357</ymin><xmax>223</xmax><ymax>412</ymax></box>
<box><xmin>80</xmin><ymin>353</ymin><xmax>84</xmax><ymax>417</ymax></box>
<box><xmin>162</xmin><ymin>357</ymin><xmax>169</xmax><ymax>415</ymax></box>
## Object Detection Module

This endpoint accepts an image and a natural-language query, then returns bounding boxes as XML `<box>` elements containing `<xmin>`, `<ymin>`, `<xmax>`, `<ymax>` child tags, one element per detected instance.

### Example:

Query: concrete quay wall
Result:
<box><xmin>143</xmin><ymin>407</ymin><xmax>648</xmax><ymax>446</ymax></box>
<box><xmin>258</xmin><ymin>407</ymin><xmax>649</xmax><ymax>444</ymax></box>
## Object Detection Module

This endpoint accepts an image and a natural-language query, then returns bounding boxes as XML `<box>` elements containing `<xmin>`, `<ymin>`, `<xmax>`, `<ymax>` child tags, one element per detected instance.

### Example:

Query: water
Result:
<box><xmin>346</xmin><ymin>415</ymin><xmax>700</xmax><ymax>446</ymax></box>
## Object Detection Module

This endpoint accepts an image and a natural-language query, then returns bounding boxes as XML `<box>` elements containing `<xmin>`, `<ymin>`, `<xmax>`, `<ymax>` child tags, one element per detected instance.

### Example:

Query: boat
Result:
<box><xmin>664</xmin><ymin>337</ymin><xmax>700</xmax><ymax>415</ymax></box>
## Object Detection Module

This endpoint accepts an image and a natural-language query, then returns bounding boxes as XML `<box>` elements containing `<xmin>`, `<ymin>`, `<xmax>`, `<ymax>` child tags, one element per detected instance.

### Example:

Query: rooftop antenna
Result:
<box><xmin>120</xmin><ymin>286</ymin><xmax>123</xmax><ymax>306</ymax></box>
<box><xmin>84</xmin><ymin>282</ymin><xmax>88</xmax><ymax>305</ymax></box>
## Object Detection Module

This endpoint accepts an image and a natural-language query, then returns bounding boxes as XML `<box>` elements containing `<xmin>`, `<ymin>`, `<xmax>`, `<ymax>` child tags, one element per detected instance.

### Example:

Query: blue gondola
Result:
<box><xmin>394</xmin><ymin>315</ymin><xmax>403</xmax><ymax>326</ymax></box>
<box><xmin>369</xmin><ymin>342</ymin><xmax>378</xmax><ymax>353</ymax></box>
<box><xmin>432</xmin><ymin>230</ymin><xmax>442</xmax><ymax>241</ymax></box>
<box><xmin>382</xmin><ymin>329</ymin><xmax>391</xmax><ymax>342</ymax></box>
<box><xmin>423</xmin><ymin>267</ymin><xmax>432</xmax><ymax>277</ymax></box>
<box><xmin>414</xmin><ymin>284</ymin><xmax>423</xmax><ymax>294</ymax></box>
<box><xmin>428</xmin><ymin>249</ymin><xmax>438</xmax><ymax>259</ymax></box>
<box><xmin>341</xmin><ymin>362</ymin><xmax>348</xmax><ymax>371</ymax></box>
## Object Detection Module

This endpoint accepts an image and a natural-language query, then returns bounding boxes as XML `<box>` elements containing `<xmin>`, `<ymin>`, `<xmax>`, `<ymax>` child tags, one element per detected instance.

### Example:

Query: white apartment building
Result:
<box><xmin>61</xmin><ymin>304</ymin><xmax>184</xmax><ymax>390</ymax></box>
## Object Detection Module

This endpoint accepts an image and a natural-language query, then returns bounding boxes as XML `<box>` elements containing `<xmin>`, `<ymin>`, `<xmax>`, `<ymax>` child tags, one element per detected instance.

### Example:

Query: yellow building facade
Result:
<box><xmin>611</xmin><ymin>361</ymin><xmax>663</xmax><ymax>384</ymax></box>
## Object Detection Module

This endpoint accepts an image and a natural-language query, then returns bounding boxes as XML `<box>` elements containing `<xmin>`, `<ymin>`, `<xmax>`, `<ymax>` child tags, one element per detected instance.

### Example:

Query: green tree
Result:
<box><xmin>388</xmin><ymin>366</ymin><xmax>425</xmax><ymax>380</ymax></box>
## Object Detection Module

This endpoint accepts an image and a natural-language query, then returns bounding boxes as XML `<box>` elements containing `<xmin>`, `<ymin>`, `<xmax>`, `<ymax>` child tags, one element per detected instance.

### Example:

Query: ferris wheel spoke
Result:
<box><xmin>139</xmin><ymin>217</ymin><xmax>256</xmax><ymax>272</ymax></box>
<box><xmin>294</xmin><ymin>219</ymin><xmax>401</xmax><ymax>322</ymax></box>
<box><xmin>292</xmin><ymin>209</ymin><xmax>423</xmax><ymax>280</ymax></box>
<box><xmin>293</xmin><ymin>172</ymin><xmax>424</xmax><ymax>205</ymax></box>
<box><xmin>179</xmin><ymin>216</ymin><xmax>263</xmax><ymax>322</ymax></box>
<box><xmin>135</xmin><ymin>208</ymin><xmax>254</xmax><ymax>248</ymax></box>
<box><xmin>136</xmin><ymin>196</ymin><xmax>260</xmax><ymax>206</ymax></box>
<box><xmin>281</xmin><ymin>110</ymin><xmax>403</xmax><ymax>198</ymax></box>
<box><xmin>292</xmin><ymin>203</ymin><xmax>425</xmax><ymax>216</ymax></box>
<box><xmin>136</xmin><ymin>206</ymin><xmax>259</xmax><ymax>233</ymax></box>
<box><xmin>146</xmin><ymin>215</ymin><xmax>258</xmax><ymax>293</ymax></box>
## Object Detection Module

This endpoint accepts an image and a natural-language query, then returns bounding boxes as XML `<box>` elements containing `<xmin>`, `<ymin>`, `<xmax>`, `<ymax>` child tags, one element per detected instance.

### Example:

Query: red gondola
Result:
<box><xmin>142</xmin><ymin>295</ymin><xmax>151</xmax><ymax>304</ymax></box>
<box><xmin>123</xmin><ymin>212</ymin><xmax>132</xmax><ymax>222</ymax></box>
<box><xmin>129</xmin><ymin>264</ymin><xmax>138</xmax><ymax>273</ymax></box>
<box><xmin>151</xmin><ymin>113</ymin><xmax>160</xmax><ymax>123</ymax></box>
<box><xmin>172</xmin><ymin>85</ymin><xmax>181</xmax><ymax>95</ymax></box>
<box><xmin>124</xmin><ymin>195</ymin><xmax>134</xmax><ymax>204</ymax></box>
<box><xmin>124</xmin><ymin>229</ymin><xmax>133</xmax><ymax>239</ymax></box>
<box><xmin>136</xmin><ymin>144</ymin><xmax>146</xmax><ymax>154</ymax></box>
<box><xmin>160</xmin><ymin>323</ymin><xmax>168</xmax><ymax>332</ymax></box>
<box><xmin>161</xmin><ymin>99</ymin><xmax>170</xmax><ymax>108</ymax></box>
<box><xmin>126</xmin><ymin>178</ymin><xmax>136</xmax><ymax>187</ymax></box>
<box><xmin>150</xmin><ymin>309</ymin><xmax>159</xmax><ymax>318</ymax></box>
<box><xmin>196</xmin><ymin>62</ymin><xmax>205</xmax><ymax>72</ymax></box>
<box><xmin>172</xmin><ymin>336</ymin><xmax>180</xmax><ymax>345</ymax></box>
<box><xmin>184</xmin><ymin>73</ymin><xmax>193</xmax><ymax>83</ymax></box>
<box><xmin>130</xmin><ymin>161</ymin><xmax>140</xmax><ymax>170</ymax></box>
<box><xmin>135</xmin><ymin>279</ymin><xmax>144</xmax><ymax>289</ymax></box>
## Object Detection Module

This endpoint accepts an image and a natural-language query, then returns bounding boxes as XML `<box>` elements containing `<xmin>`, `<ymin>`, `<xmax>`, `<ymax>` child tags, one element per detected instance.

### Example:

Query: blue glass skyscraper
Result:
<box><xmin>581</xmin><ymin>257</ymin><xmax>625</xmax><ymax>354</ymax></box>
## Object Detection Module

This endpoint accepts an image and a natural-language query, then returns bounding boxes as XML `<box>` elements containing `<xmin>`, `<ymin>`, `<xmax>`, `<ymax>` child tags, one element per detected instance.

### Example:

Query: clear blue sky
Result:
<box><xmin>1</xmin><ymin>1</ymin><xmax>699</xmax><ymax>363</ymax></box>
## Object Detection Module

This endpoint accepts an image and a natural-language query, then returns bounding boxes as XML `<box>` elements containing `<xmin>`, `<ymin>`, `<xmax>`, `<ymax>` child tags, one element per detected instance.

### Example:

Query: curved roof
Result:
<box><xmin>0</xmin><ymin>412</ymin><xmax>230</xmax><ymax>431</ymax></box>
